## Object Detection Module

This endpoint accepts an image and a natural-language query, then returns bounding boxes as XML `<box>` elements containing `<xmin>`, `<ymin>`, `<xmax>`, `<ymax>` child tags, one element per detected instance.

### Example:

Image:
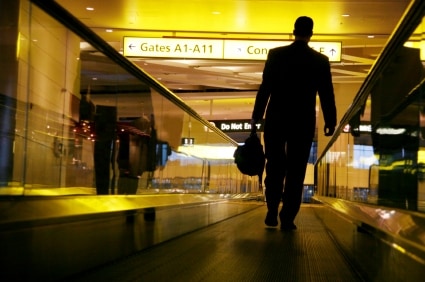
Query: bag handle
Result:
<box><xmin>250</xmin><ymin>119</ymin><xmax>257</xmax><ymax>136</ymax></box>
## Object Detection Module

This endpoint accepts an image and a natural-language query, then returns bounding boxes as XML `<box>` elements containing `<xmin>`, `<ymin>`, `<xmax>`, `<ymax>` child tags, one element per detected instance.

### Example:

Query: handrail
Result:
<box><xmin>316</xmin><ymin>0</ymin><xmax>425</xmax><ymax>163</ymax></box>
<box><xmin>30</xmin><ymin>0</ymin><xmax>238</xmax><ymax>146</ymax></box>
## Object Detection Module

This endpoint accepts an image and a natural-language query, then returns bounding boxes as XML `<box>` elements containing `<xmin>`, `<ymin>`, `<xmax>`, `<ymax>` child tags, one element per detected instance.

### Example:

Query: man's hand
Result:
<box><xmin>324</xmin><ymin>125</ymin><xmax>335</xmax><ymax>136</ymax></box>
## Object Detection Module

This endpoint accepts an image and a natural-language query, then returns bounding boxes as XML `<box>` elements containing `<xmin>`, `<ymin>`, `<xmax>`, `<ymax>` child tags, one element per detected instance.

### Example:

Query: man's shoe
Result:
<box><xmin>278</xmin><ymin>210</ymin><xmax>296</xmax><ymax>230</ymax></box>
<box><xmin>264</xmin><ymin>212</ymin><xmax>278</xmax><ymax>227</ymax></box>
<box><xmin>280</xmin><ymin>223</ymin><xmax>297</xmax><ymax>231</ymax></box>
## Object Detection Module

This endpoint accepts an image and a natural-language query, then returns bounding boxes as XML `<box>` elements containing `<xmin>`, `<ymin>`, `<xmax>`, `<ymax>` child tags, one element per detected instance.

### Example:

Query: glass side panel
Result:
<box><xmin>0</xmin><ymin>1</ymin><xmax>256</xmax><ymax>196</ymax></box>
<box><xmin>317</xmin><ymin>15</ymin><xmax>425</xmax><ymax>212</ymax></box>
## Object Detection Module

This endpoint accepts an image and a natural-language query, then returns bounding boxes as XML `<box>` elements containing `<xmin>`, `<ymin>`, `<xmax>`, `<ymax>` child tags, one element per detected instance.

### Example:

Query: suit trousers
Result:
<box><xmin>263</xmin><ymin>129</ymin><xmax>312</xmax><ymax>224</ymax></box>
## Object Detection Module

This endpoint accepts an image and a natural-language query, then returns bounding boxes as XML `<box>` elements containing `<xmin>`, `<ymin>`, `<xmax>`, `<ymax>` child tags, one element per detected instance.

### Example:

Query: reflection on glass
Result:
<box><xmin>317</xmin><ymin>15</ymin><xmax>425</xmax><ymax>213</ymax></box>
<box><xmin>0</xmin><ymin>1</ymin><xmax>256</xmax><ymax>196</ymax></box>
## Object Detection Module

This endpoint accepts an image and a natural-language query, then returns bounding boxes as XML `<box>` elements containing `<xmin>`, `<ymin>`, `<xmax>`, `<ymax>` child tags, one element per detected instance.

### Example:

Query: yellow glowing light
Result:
<box><xmin>177</xmin><ymin>145</ymin><xmax>236</xmax><ymax>160</ymax></box>
<box><xmin>418</xmin><ymin>150</ymin><xmax>425</xmax><ymax>164</ymax></box>
<box><xmin>392</xmin><ymin>243</ymin><xmax>406</xmax><ymax>254</ymax></box>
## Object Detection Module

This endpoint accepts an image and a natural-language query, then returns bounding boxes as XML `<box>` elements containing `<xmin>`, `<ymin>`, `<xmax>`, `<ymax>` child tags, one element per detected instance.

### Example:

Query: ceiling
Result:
<box><xmin>56</xmin><ymin>0</ymin><xmax>412</xmax><ymax>122</ymax></box>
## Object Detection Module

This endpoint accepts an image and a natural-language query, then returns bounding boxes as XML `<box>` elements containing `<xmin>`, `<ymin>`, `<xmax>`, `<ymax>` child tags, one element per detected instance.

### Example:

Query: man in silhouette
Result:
<box><xmin>251</xmin><ymin>16</ymin><xmax>337</xmax><ymax>230</ymax></box>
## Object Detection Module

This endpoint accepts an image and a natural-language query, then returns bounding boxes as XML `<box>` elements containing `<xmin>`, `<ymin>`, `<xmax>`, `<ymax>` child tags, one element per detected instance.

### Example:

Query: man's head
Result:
<box><xmin>293</xmin><ymin>16</ymin><xmax>313</xmax><ymax>38</ymax></box>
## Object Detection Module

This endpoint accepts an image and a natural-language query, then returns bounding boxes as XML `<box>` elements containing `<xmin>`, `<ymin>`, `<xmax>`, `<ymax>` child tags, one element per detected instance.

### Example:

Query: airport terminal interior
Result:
<box><xmin>1</xmin><ymin>0</ymin><xmax>425</xmax><ymax>281</ymax></box>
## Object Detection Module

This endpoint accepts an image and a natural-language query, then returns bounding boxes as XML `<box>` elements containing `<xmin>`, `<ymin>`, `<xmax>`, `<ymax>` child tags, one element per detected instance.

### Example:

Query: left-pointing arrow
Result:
<box><xmin>129</xmin><ymin>44</ymin><xmax>136</xmax><ymax>50</ymax></box>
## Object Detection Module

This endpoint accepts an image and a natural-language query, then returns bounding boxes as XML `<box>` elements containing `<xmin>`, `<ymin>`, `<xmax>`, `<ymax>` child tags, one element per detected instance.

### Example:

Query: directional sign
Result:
<box><xmin>223</xmin><ymin>40</ymin><xmax>341</xmax><ymax>62</ymax></box>
<box><xmin>209</xmin><ymin>119</ymin><xmax>264</xmax><ymax>132</ymax></box>
<box><xmin>123</xmin><ymin>37</ymin><xmax>342</xmax><ymax>62</ymax></box>
<box><xmin>404</xmin><ymin>41</ymin><xmax>425</xmax><ymax>61</ymax></box>
<box><xmin>124</xmin><ymin>37</ymin><xmax>224</xmax><ymax>59</ymax></box>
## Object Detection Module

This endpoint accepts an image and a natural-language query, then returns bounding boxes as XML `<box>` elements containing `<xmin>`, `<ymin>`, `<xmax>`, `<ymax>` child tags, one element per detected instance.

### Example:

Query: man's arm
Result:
<box><xmin>318</xmin><ymin>57</ymin><xmax>337</xmax><ymax>136</ymax></box>
<box><xmin>251</xmin><ymin>49</ymin><xmax>276</xmax><ymax>123</ymax></box>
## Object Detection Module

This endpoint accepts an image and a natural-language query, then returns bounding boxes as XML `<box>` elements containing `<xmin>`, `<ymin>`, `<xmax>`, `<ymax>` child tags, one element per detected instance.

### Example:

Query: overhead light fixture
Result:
<box><xmin>86</xmin><ymin>7</ymin><xmax>94</xmax><ymax>11</ymax></box>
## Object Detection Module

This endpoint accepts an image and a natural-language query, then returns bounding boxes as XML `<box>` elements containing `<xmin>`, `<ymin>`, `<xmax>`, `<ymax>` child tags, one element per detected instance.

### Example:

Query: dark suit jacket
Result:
<box><xmin>252</xmin><ymin>40</ymin><xmax>337</xmax><ymax>138</ymax></box>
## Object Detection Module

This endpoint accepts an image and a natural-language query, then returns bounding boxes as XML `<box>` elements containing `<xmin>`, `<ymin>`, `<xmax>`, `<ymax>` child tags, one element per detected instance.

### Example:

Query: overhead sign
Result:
<box><xmin>181</xmin><ymin>137</ymin><xmax>195</xmax><ymax>146</ymax></box>
<box><xmin>343</xmin><ymin>124</ymin><xmax>372</xmax><ymax>133</ymax></box>
<box><xmin>123</xmin><ymin>37</ymin><xmax>341</xmax><ymax>62</ymax></box>
<box><xmin>209</xmin><ymin>119</ymin><xmax>264</xmax><ymax>133</ymax></box>
<box><xmin>404</xmin><ymin>41</ymin><xmax>425</xmax><ymax>61</ymax></box>
<box><xmin>125</xmin><ymin>37</ymin><xmax>224</xmax><ymax>59</ymax></box>
<box><xmin>223</xmin><ymin>40</ymin><xmax>341</xmax><ymax>61</ymax></box>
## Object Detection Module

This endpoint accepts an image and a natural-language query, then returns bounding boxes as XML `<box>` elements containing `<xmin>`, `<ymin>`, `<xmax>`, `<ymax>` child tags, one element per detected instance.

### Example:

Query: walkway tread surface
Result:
<box><xmin>66</xmin><ymin>204</ymin><xmax>363</xmax><ymax>281</ymax></box>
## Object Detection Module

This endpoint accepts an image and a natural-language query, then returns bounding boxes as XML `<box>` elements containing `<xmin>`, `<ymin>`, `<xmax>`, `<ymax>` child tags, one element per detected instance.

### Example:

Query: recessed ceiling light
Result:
<box><xmin>341</xmin><ymin>14</ymin><xmax>350</xmax><ymax>17</ymax></box>
<box><xmin>106</xmin><ymin>29</ymin><xmax>113</xmax><ymax>33</ymax></box>
<box><xmin>367</xmin><ymin>35</ymin><xmax>375</xmax><ymax>38</ymax></box>
<box><xmin>212</xmin><ymin>11</ymin><xmax>221</xmax><ymax>15</ymax></box>
<box><xmin>86</xmin><ymin>7</ymin><xmax>94</xmax><ymax>11</ymax></box>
